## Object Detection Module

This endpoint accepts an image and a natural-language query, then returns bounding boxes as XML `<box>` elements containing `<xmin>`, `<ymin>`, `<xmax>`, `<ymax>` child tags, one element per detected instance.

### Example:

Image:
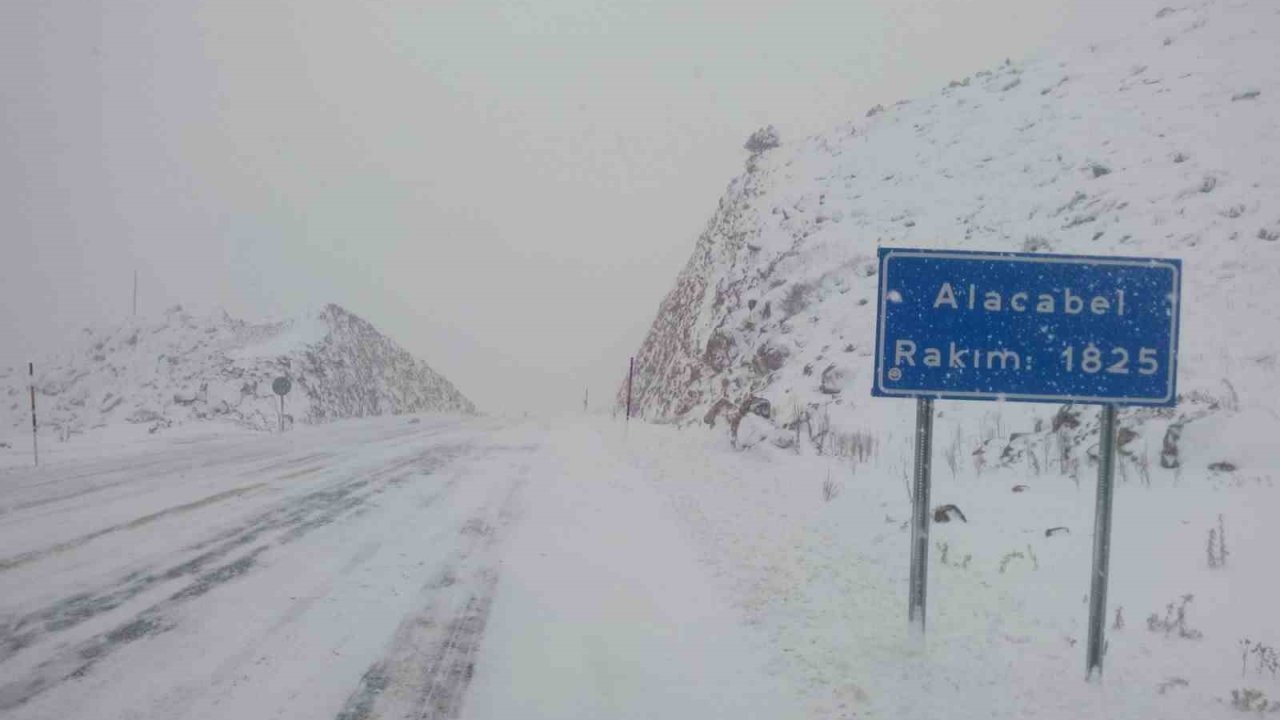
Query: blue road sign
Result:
<box><xmin>873</xmin><ymin>248</ymin><xmax>1181</xmax><ymax>405</ymax></box>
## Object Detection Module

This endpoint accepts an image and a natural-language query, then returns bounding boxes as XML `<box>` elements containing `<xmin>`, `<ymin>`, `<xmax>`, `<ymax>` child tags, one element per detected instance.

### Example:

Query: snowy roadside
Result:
<box><xmin>611</xmin><ymin>414</ymin><xmax>1280</xmax><ymax>719</ymax></box>
<box><xmin>464</xmin><ymin>421</ymin><xmax>802</xmax><ymax>719</ymax></box>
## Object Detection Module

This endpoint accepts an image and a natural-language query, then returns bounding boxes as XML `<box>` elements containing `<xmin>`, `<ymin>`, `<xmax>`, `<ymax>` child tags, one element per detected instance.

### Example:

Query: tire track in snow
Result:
<box><xmin>336</xmin><ymin>468</ymin><xmax>527</xmax><ymax>720</ymax></box>
<box><xmin>2</xmin><ymin>417</ymin><xmax>432</xmax><ymax>518</ymax></box>
<box><xmin>2</xmin><ymin>446</ymin><xmax>290</xmax><ymax>516</ymax></box>
<box><xmin>0</xmin><ymin>482</ymin><xmax>268</xmax><ymax>573</ymax></box>
<box><xmin>337</xmin><ymin>573</ymin><xmax>499</xmax><ymax>720</ymax></box>
<box><xmin>0</xmin><ymin>443</ymin><xmax>472</xmax><ymax>712</ymax></box>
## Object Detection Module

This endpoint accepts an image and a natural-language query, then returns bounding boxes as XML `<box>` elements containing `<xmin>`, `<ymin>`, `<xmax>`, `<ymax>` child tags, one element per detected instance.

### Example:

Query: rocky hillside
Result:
<box><xmin>1</xmin><ymin>304</ymin><xmax>474</xmax><ymax>440</ymax></box>
<box><xmin>623</xmin><ymin>0</ymin><xmax>1280</xmax><ymax>470</ymax></box>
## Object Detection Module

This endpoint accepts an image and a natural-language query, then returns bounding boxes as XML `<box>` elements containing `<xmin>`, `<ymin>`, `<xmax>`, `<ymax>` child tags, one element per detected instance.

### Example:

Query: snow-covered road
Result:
<box><xmin>7</xmin><ymin>412</ymin><xmax>1273</xmax><ymax>720</ymax></box>
<box><xmin>0</xmin><ymin>415</ymin><xmax>793</xmax><ymax>720</ymax></box>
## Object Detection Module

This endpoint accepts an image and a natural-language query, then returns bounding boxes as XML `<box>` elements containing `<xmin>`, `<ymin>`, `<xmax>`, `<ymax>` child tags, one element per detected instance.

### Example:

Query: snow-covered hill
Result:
<box><xmin>623</xmin><ymin>0</ymin><xmax>1280</xmax><ymax>468</ymax></box>
<box><xmin>0</xmin><ymin>304</ymin><xmax>474</xmax><ymax>442</ymax></box>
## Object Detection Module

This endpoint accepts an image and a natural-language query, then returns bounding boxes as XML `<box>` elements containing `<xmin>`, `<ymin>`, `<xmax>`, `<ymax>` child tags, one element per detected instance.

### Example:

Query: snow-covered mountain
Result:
<box><xmin>623</xmin><ymin>0</ymin><xmax>1280</xmax><ymax>466</ymax></box>
<box><xmin>0</xmin><ymin>304</ymin><xmax>475</xmax><ymax>441</ymax></box>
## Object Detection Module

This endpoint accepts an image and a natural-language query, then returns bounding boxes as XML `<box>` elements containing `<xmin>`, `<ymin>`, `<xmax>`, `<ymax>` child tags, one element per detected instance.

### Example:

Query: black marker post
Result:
<box><xmin>29</xmin><ymin>362</ymin><xmax>38</xmax><ymax>467</ymax></box>
<box><xmin>908</xmin><ymin>396</ymin><xmax>934</xmax><ymax>631</ymax></box>
<box><xmin>1086</xmin><ymin>404</ymin><xmax>1118</xmax><ymax>679</ymax></box>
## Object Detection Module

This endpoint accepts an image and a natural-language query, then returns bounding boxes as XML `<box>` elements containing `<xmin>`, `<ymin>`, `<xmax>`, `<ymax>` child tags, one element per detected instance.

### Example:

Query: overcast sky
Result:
<box><xmin>2</xmin><ymin>0</ymin><xmax>1101</xmax><ymax>414</ymax></box>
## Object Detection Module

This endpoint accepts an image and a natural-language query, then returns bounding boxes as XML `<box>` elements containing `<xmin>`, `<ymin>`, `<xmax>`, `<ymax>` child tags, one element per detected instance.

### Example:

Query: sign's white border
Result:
<box><xmin>874</xmin><ymin>250</ymin><xmax>1180</xmax><ymax>405</ymax></box>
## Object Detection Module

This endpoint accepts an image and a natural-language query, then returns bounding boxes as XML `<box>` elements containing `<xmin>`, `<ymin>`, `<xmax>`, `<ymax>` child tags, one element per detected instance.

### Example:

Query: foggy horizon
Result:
<box><xmin>2</xmin><ymin>0</ymin><xmax>1100</xmax><ymax>413</ymax></box>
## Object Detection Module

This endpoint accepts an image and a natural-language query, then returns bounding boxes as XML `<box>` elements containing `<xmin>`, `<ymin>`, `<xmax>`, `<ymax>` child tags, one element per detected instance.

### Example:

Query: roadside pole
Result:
<box><xmin>1086</xmin><ymin>404</ymin><xmax>1118</xmax><ymax>679</ymax></box>
<box><xmin>29</xmin><ymin>362</ymin><xmax>38</xmax><ymax>467</ymax></box>
<box><xmin>626</xmin><ymin>357</ymin><xmax>634</xmax><ymax>423</ymax></box>
<box><xmin>908</xmin><ymin>396</ymin><xmax>934</xmax><ymax>631</ymax></box>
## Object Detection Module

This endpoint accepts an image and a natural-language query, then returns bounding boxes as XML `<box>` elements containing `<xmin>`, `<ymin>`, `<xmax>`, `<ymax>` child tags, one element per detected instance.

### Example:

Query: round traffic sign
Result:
<box><xmin>272</xmin><ymin>376</ymin><xmax>292</xmax><ymax>396</ymax></box>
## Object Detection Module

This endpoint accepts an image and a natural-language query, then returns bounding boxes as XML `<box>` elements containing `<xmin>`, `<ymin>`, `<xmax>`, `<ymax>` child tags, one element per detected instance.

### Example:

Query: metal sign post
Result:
<box><xmin>1086</xmin><ymin>404</ymin><xmax>1118</xmax><ymax>679</ymax></box>
<box><xmin>29</xmin><ymin>362</ymin><xmax>38</xmax><ymax>467</ymax></box>
<box><xmin>908</xmin><ymin>396</ymin><xmax>934</xmax><ymax>630</ymax></box>
<box><xmin>272</xmin><ymin>376</ymin><xmax>292</xmax><ymax>433</ymax></box>
<box><xmin>872</xmin><ymin>247</ymin><xmax>1181</xmax><ymax>679</ymax></box>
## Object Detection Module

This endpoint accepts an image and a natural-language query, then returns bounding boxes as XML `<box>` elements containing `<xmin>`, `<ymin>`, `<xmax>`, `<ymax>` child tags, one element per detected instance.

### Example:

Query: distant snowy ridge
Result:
<box><xmin>1</xmin><ymin>303</ymin><xmax>475</xmax><ymax>440</ymax></box>
<box><xmin>623</xmin><ymin>0</ymin><xmax>1280</xmax><ymax>468</ymax></box>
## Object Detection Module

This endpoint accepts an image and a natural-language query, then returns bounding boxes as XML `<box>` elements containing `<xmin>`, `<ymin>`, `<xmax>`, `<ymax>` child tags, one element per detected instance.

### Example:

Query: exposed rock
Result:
<box><xmin>753</xmin><ymin>339</ymin><xmax>791</xmax><ymax>374</ymax></box>
<box><xmin>933</xmin><ymin>504</ymin><xmax>968</xmax><ymax>523</ymax></box>
<box><xmin>1052</xmin><ymin>405</ymin><xmax>1081</xmax><ymax>432</ymax></box>
<box><xmin>1161</xmin><ymin>422</ymin><xmax>1184</xmax><ymax>468</ymax></box>
<box><xmin>741</xmin><ymin>396</ymin><xmax>773</xmax><ymax>420</ymax></box>
<box><xmin>703</xmin><ymin>397</ymin><xmax>737</xmax><ymax>427</ymax></box>
<box><xmin>781</xmin><ymin>283</ymin><xmax>812</xmax><ymax>318</ymax></box>
<box><xmin>704</xmin><ymin>332</ymin><xmax>735</xmax><ymax>372</ymax></box>
<box><xmin>819</xmin><ymin>364</ymin><xmax>852</xmax><ymax>395</ymax></box>
<box><xmin>734</xmin><ymin>414</ymin><xmax>775</xmax><ymax>449</ymax></box>
<box><xmin>1117</xmin><ymin>427</ymin><xmax>1138</xmax><ymax>447</ymax></box>
<box><xmin>127</xmin><ymin>408</ymin><xmax>163</xmax><ymax>424</ymax></box>
<box><xmin>744</xmin><ymin>125</ymin><xmax>781</xmax><ymax>154</ymax></box>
